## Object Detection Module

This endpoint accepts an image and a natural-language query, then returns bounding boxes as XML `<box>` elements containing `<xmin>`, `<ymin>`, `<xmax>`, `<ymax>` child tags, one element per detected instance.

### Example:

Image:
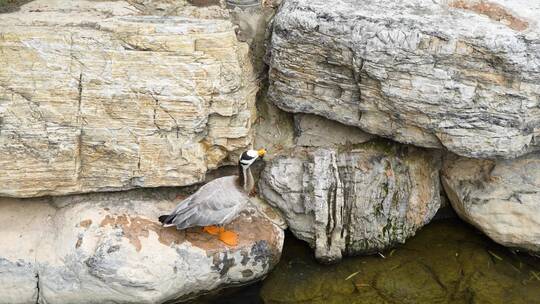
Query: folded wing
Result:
<box><xmin>162</xmin><ymin>176</ymin><xmax>249</xmax><ymax>229</ymax></box>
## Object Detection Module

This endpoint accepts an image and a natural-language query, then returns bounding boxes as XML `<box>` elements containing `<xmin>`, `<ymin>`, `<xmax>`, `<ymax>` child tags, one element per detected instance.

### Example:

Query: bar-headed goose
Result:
<box><xmin>159</xmin><ymin>148</ymin><xmax>266</xmax><ymax>246</ymax></box>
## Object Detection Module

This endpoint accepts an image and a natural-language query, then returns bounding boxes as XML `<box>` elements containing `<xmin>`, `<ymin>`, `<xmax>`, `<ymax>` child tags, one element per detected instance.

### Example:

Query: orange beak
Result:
<box><xmin>257</xmin><ymin>149</ymin><xmax>266</xmax><ymax>157</ymax></box>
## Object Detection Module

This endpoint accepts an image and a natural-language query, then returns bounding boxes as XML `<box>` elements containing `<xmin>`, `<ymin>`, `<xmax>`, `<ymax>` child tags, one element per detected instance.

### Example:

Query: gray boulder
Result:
<box><xmin>259</xmin><ymin>142</ymin><xmax>441</xmax><ymax>263</ymax></box>
<box><xmin>442</xmin><ymin>152</ymin><xmax>540</xmax><ymax>254</ymax></box>
<box><xmin>267</xmin><ymin>0</ymin><xmax>540</xmax><ymax>159</ymax></box>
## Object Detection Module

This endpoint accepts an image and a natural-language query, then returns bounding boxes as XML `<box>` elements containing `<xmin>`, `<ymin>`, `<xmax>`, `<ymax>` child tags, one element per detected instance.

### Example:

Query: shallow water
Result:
<box><xmin>197</xmin><ymin>219</ymin><xmax>540</xmax><ymax>304</ymax></box>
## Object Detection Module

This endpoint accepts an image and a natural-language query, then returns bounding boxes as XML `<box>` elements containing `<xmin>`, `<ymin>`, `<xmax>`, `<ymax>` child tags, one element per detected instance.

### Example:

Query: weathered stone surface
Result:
<box><xmin>0</xmin><ymin>0</ymin><xmax>258</xmax><ymax>197</ymax></box>
<box><xmin>442</xmin><ymin>152</ymin><xmax>540</xmax><ymax>254</ymax></box>
<box><xmin>267</xmin><ymin>0</ymin><xmax>540</xmax><ymax>159</ymax></box>
<box><xmin>253</xmin><ymin>85</ymin><xmax>295</xmax><ymax>159</ymax></box>
<box><xmin>129</xmin><ymin>0</ymin><xmax>228</xmax><ymax>18</ymax></box>
<box><xmin>259</xmin><ymin>141</ymin><xmax>441</xmax><ymax>263</ymax></box>
<box><xmin>227</xmin><ymin>0</ymin><xmax>280</xmax><ymax>77</ymax></box>
<box><xmin>0</xmin><ymin>188</ymin><xmax>284</xmax><ymax>304</ymax></box>
<box><xmin>294</xmin><ymin>114</ymin><xmax>373</xmax><ymax>147</ymax></box>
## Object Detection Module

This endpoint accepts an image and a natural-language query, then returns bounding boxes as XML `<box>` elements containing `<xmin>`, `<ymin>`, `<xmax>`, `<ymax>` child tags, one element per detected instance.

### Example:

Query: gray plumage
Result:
<box><xmin>161</xmin><ymin>176</ymin><xmax>250</xmax><ymax>229</ymax></box>
<box><xmin>160</xmin><ymin>149</ymin><xmax>263</xmax><ymax>229</ymax></box>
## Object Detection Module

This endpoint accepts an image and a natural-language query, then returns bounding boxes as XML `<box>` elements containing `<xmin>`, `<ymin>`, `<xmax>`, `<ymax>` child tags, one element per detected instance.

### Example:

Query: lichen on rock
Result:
<box><xmin>259</xmin><ymin>140</ymin><xmax>441</xmax><ymax>263</ymax></box>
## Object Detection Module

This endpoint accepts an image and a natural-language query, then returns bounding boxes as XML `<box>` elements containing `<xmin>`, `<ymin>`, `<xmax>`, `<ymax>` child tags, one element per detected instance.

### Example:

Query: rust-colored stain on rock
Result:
<box><xmin>100</xmin><ymin>214</ymin><xmax>175</xmax><ymax>252</ymax></box>
<box><xmin>450</xmin><ymin>0</ymin><xmax>529</xmax><ymax>31</ymax></box>
<box><xmin>99</xmin><ymin>211</ymin><xmax>279</xmax><ymax>253</ymax></box>
<box><xmin>187</xmin><ymin>0</ymin><xmax>220</xmax><ymax>7</ymax></box>
<box><xmin>79</xmin><ymin>219</ymin><xmax>92</xmax><ymax>228</ymax></box>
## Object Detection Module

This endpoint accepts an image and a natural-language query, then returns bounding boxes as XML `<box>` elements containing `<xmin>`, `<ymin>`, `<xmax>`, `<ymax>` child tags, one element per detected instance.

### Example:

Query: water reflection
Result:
<box><xmin>197</xmin><ymin>219</ymin><xmax>540</xmax><ymax>304</ymax></box>
<box><xmin>262</xmin><ymin>219</ymin><xmax>540</xmax><ymax>304</ymax></box>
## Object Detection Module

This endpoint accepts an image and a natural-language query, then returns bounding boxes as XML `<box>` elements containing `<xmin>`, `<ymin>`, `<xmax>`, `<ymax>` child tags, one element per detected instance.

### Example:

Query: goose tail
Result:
<box><xmin>159</xmin><ymin>214</ymin><xmax>171</xmax><ymax>225</ymax></box>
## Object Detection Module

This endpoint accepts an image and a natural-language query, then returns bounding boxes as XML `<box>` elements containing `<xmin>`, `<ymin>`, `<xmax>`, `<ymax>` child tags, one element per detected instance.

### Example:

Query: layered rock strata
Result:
<box><xmin>260</xmin><ymin>141</ymin><xmax>441</xmax><ymax>263</ymax></box>
<box><xmin>267</xmin><ymin>0</ymin><xmax>540</xmax><ymax>159</ymax></box>
<box><xmin>0</xmin><ymin>0</ymin><xmax>258</xmax><ymax>197</ymax></box>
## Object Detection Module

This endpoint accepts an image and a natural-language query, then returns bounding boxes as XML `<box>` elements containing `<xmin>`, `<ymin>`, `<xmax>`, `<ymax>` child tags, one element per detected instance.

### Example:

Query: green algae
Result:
<box><xmin>260</xmin><ymin>219</ymin><xmax>540</xmax><ymax>304</ymax></box>
<box><xmin>339</xmin><ymin>138</ymin><xmax>398</xmax><ymax>155</ymax></box>
<box><xmin>0</xmin><ymin>0</ymin><xmax>31</xmax><ymax>13</ymax></box>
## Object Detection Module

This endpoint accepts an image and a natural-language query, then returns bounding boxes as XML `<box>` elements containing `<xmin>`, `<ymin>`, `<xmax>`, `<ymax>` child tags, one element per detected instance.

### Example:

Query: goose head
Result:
<box><xmin>239</xmin><ymin>148</ymin><xmax>266</xmax><ymax>170</ymax></box>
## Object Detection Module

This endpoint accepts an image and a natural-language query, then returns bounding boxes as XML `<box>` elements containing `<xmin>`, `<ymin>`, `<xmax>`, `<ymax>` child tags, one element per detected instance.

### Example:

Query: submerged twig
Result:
<box><xmin>355</xmin><ymin>283</ymin><xmax>371</xmax><ymax>288</ymax></box>
<box><xmin>345</xmin><ymin>271</ymin><xmax>360</xmax><ymax>281</ymax></box>
<box><xmin>487</xmin><ymin>250</ymin><xmax>503</xmax><ymax>261</ymax></box>
<box><xmin>510</xmin><ymin>264</ymin><xmax>522</xmax><ymax>273</ymax></box>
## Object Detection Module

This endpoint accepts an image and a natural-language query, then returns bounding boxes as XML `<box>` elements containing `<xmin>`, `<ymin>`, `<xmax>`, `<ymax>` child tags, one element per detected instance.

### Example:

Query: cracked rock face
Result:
<box><xmin>259</xmin><ymin>142</ymin><xmax>441</xmax><ymax>263</ymax></box>
<box><xmin>0</xmin><ymin>188</ymin><xmax>284</xmax><ymax>304</ymax></box>
<box><xmin>442</xmin><ymin>152</ymin><xmax>540</xmax><ymax>254</ymax></box>
<box><xmin>267</xmin><ymin>0</ymin><xmax>540</xmax><ymax>159</ymax></box>
<box><xmin>0</xmin><ymin>0</ymin><xmax>258</xmax><ymax>197</ymax></box>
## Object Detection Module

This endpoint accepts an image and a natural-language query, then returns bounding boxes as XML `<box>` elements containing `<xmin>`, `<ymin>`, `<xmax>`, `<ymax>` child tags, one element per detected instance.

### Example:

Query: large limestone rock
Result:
<box><xmin>0</xmin><ymin>188</ymin><xmax>284</xmax><ymax>304</ymax></box>
<box><xmin>442</xmin><ymin>152</ymin><xmax>540</xmax><ymax>254</ymax></box>
<box><xmin>0</xmin><ymin>0</ymin><xmax>258</xmax><ymax>198</ymax></box>
<box><xmin>259</xmin><ymin>141</ymin><xmax>441</xmax><ymax>263</ymax></box>
<box><xmin>267</xmin><ymin>0</ymin><xmax>540</xmax><ymax>159</ymax></box>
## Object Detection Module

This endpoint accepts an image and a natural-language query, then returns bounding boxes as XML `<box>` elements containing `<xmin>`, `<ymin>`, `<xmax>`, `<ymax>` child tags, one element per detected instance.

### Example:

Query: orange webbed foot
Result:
<box><xmin>219</xmin><ymin>230</ymin><xmax>238</xmax><ymax>246</ymax></box>
<box><xmin>203</xmin><ymin>226</ymin><xmax>224</xmax><ymax>235</ymax></box>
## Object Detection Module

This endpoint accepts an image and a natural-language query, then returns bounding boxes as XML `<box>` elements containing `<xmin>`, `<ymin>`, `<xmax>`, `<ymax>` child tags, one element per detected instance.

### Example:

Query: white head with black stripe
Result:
<box><xmin>239</xmin><ymin>148</ymin><xmax>266</xmax><ymax>169</ymax></box>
